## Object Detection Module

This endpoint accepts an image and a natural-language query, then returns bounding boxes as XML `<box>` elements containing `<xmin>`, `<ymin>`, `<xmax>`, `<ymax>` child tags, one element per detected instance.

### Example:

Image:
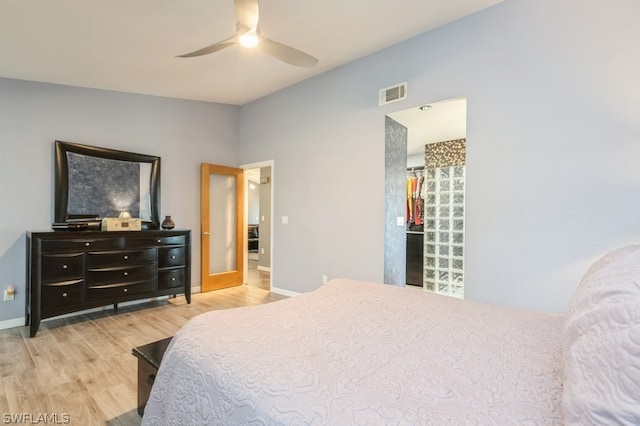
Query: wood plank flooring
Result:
<box><xmin>247</xmin><ymin>259</ymin><xmax>270</xmax><ymax>291</ymax></box>
<box><xmin>0</xmin><ymin>286</ymin><xmax>286</xmax><ymax>425</ymax></box>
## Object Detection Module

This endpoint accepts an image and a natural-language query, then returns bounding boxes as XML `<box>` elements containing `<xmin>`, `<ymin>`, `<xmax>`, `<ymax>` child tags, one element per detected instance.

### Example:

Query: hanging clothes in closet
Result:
<box><xmin>406</xmin><ymin>168</ymin><xmax>424</xmax><ymax>230</ymax></box>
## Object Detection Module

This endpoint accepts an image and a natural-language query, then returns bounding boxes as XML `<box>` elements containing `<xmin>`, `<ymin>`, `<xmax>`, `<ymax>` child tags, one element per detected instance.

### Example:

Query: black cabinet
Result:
<box><xmin>406</xmin><ymin>232</ymin><xmax>424</xmax><ymax>286</ymax></box>
<box><xmin>248</xmin><ymin>225</ymin><xmax>259</xmax><ymax>252</ymax></box>
<box><xmin>26</xmin><ymin>230</ymin><xmax>191</xmax><ymax>337</ymax></box>
<box><xmin>132</xmin><ymin>336</ymin><xmax>173</xmax><ymax>416</ymax></box>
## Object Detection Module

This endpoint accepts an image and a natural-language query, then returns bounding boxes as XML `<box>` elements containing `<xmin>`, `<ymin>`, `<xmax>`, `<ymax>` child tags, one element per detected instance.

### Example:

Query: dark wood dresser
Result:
<box><xmin>26</xmin><ymin>230</ymin><xmax>191</xmax><ymax>337</ymax></box>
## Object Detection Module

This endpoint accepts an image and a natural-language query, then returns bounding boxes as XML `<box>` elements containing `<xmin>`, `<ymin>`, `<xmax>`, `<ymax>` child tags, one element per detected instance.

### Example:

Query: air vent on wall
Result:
<box><xmin>379</xmin><ymin>82</ymin><xmax>407</xmax><ymax>106</ymax></box>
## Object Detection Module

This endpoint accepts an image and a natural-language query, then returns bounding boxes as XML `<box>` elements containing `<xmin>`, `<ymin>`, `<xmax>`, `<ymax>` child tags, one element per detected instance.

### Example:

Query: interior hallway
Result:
<box><xmin>247</xmin><ymin>252</ymin><xmax>270</xmax><ymax>290</ymax></box>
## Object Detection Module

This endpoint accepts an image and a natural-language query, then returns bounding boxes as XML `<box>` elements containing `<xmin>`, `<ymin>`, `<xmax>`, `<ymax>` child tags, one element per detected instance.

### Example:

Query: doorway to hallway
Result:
<box><xmin>243</xmin><ymin>162</ymin><xmax>273</xmax><ymax>291</ymax></box>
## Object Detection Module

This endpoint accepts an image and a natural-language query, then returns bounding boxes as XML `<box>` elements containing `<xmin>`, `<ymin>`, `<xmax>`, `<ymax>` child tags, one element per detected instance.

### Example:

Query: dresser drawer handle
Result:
<box><xmin>123</xmin><ymin>288</ymin><xmax>128</xmax><ymax>293</ymax></box>
<box><xmin>171</xmin><ymin>255</ymin><xmax>176</xmax><ymax>260</ymax></box>
<box><xmin>62</xmin><ymin>292</ymin><xmax>68</xmax><ymax>297</ymax></box>
<box><xmin>123</xmin><ymin>271</ymin><xmax>129</xmax><ymax>276</ymax></box>
<box><xmin>62</xmin><ymin>264</ymin><xmax>68</xmax><ymax>269</ymax></box>
<box><xmin>124</xmin><ymin>255</ymin><xmax>129</xmax><ymax>260</ymax></box>
<box><xmin>171</xmin><ymin>277</ymin><xmax>176</xmax><ymax>281</ymax></box>
<box><xmin>157</xmin><ymin>239</ymin><xmax>162</xmax><ymax>243</ymax></box>
<box><xmin>85</xmin><ymin>242</ymin><xmax>90</xmax><ymax>247</ymax></box>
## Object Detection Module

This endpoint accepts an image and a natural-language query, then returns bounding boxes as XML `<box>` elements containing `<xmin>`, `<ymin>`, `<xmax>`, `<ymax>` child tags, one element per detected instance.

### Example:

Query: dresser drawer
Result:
<box><xmin>87</xmin><ymin>248</ymin><xmax>157</xmax><ymax>268</ymax></box>
<box><xmin>158</xmin><ymin>268</ymin><xmax>185</xmax><ymax>290</ymax></box>
<box><xmin>87</xmin><ymin>264</ymin><xmax>157</xmax><ymax>285</ymax></box>
<box><xmin>41</xmin><ymin>253</ymin><xmax>84</xmax><ymax>282</ymax></box>
<box><xmin>42</xmin><ymin>237</ymin><xmax>124</xmax><ymax>253</ymax></box>
<box><xmin>87</xmin><ymin>279</ymin><xmax>155</xmax><ymax>303</ymax></box>
<box><xmin>41</xmin><ymin>279</ymin><xmax>84</xmax><ymax>311</ymax></box>
<box><xmin>158</xmin><ymin>247</ymin><xmax>185</xmax><ymax>268</ymax></box>
<box><xmin>126</xmin><ymin>235</ymin><xmax>185</xmax><ymax>248</ymax></box>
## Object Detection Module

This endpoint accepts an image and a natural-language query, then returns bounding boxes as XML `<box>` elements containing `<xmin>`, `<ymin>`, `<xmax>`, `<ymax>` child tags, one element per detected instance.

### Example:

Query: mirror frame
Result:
<box><xmin>54</xmin><ymin>140</ymin><xmax>161</xmax><ymax>230</ymax></box>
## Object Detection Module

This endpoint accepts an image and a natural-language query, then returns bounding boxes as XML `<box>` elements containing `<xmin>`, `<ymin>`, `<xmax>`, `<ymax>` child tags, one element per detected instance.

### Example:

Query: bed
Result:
<box><xmin>142</xmin><ymin>245</ymin><xmax>640</xmax><ymax>425</ymax></box>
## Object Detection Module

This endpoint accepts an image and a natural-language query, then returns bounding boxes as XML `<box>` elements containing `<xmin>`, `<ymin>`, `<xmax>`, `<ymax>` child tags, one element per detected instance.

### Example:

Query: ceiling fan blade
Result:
<box><xmin>259</xmin><ymin>36</ymin><xmax>318</xmax><ymax>68</ymax></box>
<box><xmin>234</xmin><ymin>0</ymin><xmax>259</xmax><ymax>32</ymax></box>
<box><xmin>177</xmin><ymin>36</ymin><xmax>237</xmax><ymax>58</ymax></box>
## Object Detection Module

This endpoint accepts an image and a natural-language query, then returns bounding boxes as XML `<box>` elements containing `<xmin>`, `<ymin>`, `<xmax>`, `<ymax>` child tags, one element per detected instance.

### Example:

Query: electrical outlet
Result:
<box><xmin>4</xmin><ymin>285</ymin><xmax>16</xmax><ymax>301</ymax></box>
<box><xmin>322</xmin><ymin>275</ymin><xmax>328</xmax><ymax>284</ymax></box>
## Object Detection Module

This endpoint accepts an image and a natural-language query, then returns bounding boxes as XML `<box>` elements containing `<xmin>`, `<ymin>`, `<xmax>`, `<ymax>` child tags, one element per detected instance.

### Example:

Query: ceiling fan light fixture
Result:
<box><xmin>239</xmin><ymin>30</ymin><xmax>259</xmax><ymax>48</ymax></box>
<box><xmin>177</xmin><ymin>0</ymin><xmax>317</xmax><ymax>67</ymax></box>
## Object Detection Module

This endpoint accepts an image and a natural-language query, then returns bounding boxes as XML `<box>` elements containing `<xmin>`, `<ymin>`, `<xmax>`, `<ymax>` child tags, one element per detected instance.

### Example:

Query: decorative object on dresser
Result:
<box><xmin>161</xmin><ymin>215</ymin><xmax>175</xmax><ymax>230</ymax></box>
<box><xmin>26</xmin><ymin>230</ymin><xmax>191</xmax><ymax>337</ymax></box>
<box><xmin>101</xmin><ymin>216</ymin><xmax>143</xmax><ymax>231</ymax></box>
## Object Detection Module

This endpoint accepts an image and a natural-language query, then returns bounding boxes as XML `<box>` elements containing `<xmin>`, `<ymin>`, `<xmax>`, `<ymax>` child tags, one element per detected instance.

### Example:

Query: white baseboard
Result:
<box><xmin>270</xmin><ymin>286</ymin><xmax>301</xmax><ymax>297</ymax></box>
<box><xmin>192</xmin><ymin>286</ymin><xmax>201</xmax><ymax>294</ymax></box>
<box><xmin>0</xmin><ymin>317</ymin><xmax>25</xmax><ymax>331</ymax></box>
<box><xmin>257</xmin><ymin>266</ymin><xmax>271</xmax><ymax>272</ymax></box>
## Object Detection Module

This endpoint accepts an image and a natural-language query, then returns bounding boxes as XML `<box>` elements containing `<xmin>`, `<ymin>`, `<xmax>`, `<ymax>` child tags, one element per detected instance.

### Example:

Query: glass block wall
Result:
<box><xmin>423</xmin><ymin>139</ymin><xmax>466</xmax><ymax>298</ymax></box>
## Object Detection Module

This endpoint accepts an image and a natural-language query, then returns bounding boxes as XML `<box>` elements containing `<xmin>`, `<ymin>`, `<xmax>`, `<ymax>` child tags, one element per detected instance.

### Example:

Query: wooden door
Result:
<box><xmin>200</xmin><ymin>163</ymin><xmax>244</xmax><ymax>291</ymax></box>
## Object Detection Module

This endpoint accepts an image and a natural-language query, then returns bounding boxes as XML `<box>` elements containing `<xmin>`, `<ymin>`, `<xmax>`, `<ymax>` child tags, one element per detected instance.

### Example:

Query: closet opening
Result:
<box><xmin>386</xmin><ymin>97</ymin><xmax>467</xmax><ymax>298</ymax></box>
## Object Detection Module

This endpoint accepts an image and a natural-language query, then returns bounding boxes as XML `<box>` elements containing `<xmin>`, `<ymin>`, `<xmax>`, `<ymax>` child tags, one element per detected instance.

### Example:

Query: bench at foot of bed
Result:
<box><xmin>132</xmin><ymin>336</ymin><xmax>173</xmax><ymax>417</ymax></box>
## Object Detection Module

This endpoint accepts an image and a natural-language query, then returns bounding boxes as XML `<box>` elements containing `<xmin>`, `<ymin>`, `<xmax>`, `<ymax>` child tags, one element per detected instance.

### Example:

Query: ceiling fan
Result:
<box><xmin>177</xmin><ymin>0</ymin><xmax>318</xmax><ymax>68</ymax></box>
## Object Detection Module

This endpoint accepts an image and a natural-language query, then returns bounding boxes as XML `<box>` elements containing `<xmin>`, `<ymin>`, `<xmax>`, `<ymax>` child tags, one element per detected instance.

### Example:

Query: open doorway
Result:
<box><xmin>385</xmin><ymin>97</ymin><xmax>467</xmax><ymax>297</ymax></box>
<box><xmin>242</xmin><ymin>161</ymin><xmax>273</xmax><ymax>290</ymax></box>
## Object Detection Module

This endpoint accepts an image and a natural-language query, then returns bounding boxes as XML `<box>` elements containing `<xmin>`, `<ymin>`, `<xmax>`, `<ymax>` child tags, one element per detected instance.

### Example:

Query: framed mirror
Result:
<box><xmin>54</xmin><ymin>140</ymin><xmax>161</xmax><ymax>230</ymax></box>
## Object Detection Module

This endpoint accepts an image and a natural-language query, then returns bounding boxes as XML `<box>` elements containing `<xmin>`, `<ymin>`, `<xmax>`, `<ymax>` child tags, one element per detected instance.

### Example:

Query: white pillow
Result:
<box><xmin>563</xmin><ymin>245</ymin><xmax>640</xmax><ymax>424</ymax></box>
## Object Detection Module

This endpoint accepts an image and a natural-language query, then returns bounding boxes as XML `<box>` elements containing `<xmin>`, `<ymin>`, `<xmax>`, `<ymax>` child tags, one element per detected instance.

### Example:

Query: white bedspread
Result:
<box><xmin>142</xmin><ymin>279</ymin><xmax>563</xmax><ymax>425</ymax></box>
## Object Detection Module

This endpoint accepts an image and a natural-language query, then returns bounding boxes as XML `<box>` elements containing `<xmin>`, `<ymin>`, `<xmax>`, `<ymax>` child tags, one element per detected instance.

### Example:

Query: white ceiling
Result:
<box><xmin>0</xmin><ymin>0</ymin><xmax>502</xmax><ymax>105</ymax></box>
<box><xmin>388</xmin><ymin>97</ymin><xmax>467</xmax><ymax>156</ymax></box>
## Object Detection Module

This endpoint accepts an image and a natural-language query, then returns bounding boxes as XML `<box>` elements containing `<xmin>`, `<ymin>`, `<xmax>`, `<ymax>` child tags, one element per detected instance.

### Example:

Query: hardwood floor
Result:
<box><xmin>0</xmin><ymin>286</ymin><xmax>286</xmax><ymax>425</ymax></box>
<box><xmin>247</xmin><ymin>258</ymin><xmax>270</xmax><ymax>290</ymax></box>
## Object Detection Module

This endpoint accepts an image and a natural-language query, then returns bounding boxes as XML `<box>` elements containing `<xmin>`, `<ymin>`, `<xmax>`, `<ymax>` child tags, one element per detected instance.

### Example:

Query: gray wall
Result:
<box><xmin>0</xmin><ymin>78</ymin><xmax>238</xmax><ymax>323</ymax></box>
<box><xmin>384</xmin><ymin>116</ymin><xmax>408</xmax><ymax>286</ymax></box>
<box><xmin>237</xmin><ymin>0</ymin><xmax>640</xmax><ymax>313</ymax></box>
